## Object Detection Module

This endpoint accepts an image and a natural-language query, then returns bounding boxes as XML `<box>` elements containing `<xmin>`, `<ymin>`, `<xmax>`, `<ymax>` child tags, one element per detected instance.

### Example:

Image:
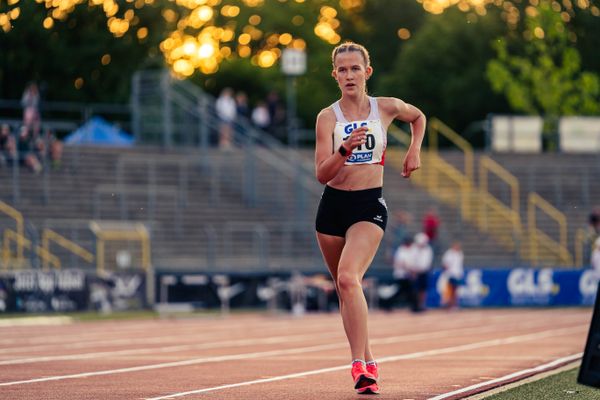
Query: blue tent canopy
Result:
<box><xmin>64</xmin><ymin>117</ymin><xmax>134</xmax><ymax>147</ymax></box>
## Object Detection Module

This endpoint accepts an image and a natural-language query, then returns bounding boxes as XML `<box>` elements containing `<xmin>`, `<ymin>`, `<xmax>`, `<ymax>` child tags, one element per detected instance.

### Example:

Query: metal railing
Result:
<box><xmin>131</xmin><ymin>70</ymin><xmax>320</xmax><ymax>219</ymax></box>
<box><xmin>89</xmin><ymin>221</ymin><xmax>151</xmax><ymax>273</ymax></box>
<box><xmin>428</xmin><ymin>118</ymin><xmax>475</xmax><ymax>183</ymax></box>
<box><xmin>0</xmin><ymin>200</ymin><xmax>25</xmax><ymax>262</ymax></box>
<box><xmin>527</xmin><ymin>192</ymin><xmax>573</xmax><ymax>266</ymax></box>
<box><xmin>41</xmin><ymin>228</ymin><xmax>94</xmax><ymax>270</ymax></box>
<box><xmin>477</xmin><ymin>156</ymin><xmax>522</xmax><ymax>249</ymax></box>
<box><xmin>2</xmin><ymin>229</ymin><xmax>60</xmax><ymax>270</ymax></box>
<box><xmin>389</xmin><ymin>118</ymin><xmax>578</xmax><ymax>266</ymax></box>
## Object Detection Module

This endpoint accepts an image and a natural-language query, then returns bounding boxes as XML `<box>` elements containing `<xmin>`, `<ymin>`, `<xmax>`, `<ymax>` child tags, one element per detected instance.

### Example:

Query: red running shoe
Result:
<box><xmin>357</xmin><ymin>362</ymin><xmax>380</xmax><ymax>394</ymax></box>
<box><xmin>357</xmin><ymin>382</ymin><xmax>380</xmax><ymax>395</ymax></box>
<box><xmin>351</xmin><ymin>361</ymin><xmax>377</xmax><ymax>390</ymax></box>
<box><xmin>366</xmin><ymin>361</ymin><xmax>379</xmax><ymax>380</ymax></box>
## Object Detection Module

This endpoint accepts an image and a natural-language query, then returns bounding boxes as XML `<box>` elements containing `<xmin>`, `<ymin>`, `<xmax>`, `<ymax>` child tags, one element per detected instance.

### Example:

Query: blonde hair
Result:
<box><xmin>331</xmin><ymin>42</ymin><xmax>370</xmax><ymax>68</ymax></box>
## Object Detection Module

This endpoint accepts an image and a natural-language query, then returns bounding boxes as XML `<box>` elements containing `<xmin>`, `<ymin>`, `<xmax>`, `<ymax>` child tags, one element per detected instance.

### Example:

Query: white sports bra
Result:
<box><xmin>331</xmin><ymin>97</ymin><xmax>387</xmax><ymax>166</ymax></box>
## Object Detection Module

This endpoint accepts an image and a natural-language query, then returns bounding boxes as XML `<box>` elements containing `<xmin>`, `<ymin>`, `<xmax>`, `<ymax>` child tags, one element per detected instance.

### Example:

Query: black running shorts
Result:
<box><xmin>315</xmin><ymin>185</ymin><xmax>388</xmax><ymax>237</ymax></box>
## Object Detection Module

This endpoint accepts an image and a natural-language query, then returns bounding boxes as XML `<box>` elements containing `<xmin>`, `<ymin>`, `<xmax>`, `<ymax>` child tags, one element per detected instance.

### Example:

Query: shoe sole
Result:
<box><xmin>357</xmin><ymin>384</ymin><xmax>380</xmax><ymax>395</ymax></box>
<box><xmin>354</xmin><ymin>374</ymin><xmax>377</xmax><ymax>390</ymax></box>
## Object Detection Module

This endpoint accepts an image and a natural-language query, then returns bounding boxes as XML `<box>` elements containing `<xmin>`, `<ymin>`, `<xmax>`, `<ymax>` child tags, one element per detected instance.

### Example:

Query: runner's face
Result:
<box><xmin>332</xmin><ymin>51</ymin><xmax>371</xmax><ymax>96</ymax></box>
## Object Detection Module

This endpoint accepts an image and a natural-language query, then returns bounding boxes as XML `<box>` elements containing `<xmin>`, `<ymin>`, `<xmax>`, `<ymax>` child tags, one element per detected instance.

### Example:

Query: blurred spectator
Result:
<box><xmin>21</xmin><ymin>82</ymin><xmax>41</xmax><ymax>136</ymax></box>
<box><xmin>441</xmin><ymin>241</ymin><xmax>464</xmax><ymax>310</ymax></box>
<box><xmin>422</xmin><ymin>207</ymin><xmax>440</xmax><ymax>245</ymax></box>
<box><xmin>304</xmin><ymin>274</ymin><xmax>336</xmax><ymax>312</ymax></box>
<box><xmin>235</xmin><ymin>91</ymin><xmax>250</xmax><ymax>120</ymax></box>
<box><xmin>592</xmin><ymin>237</ymin><xmax>600</xmax><ymax>275</ymax></box>
<box><xmin>289</xmin><ymin>271</ymin><xmax>307</xmax><ymax>316</ymax></box>
<box><xmin>266</xmin><ymin>90</ymin><xmax>286</xmax><ymax>141</ymax></box>
<box><xmin>17</xmin><ymin>126</ymin><xmax>42</xmax><ymax>173</ymax></box>
<box><xmin>0</xmin><ymin>123</ymin><xmax>16</xmax><ymax>166</ymax></box>
<box><xmin>215</xmin><ymin>87</ymin><xmax>236</xmax><ymax>149</ymax></box>
<box><xmin>35</xmin><ymin>127</ymin><xmax>63</xmax><ymax>170</ymax></box>
<box><xmin>585</xmin><ymin>207</ymin><xmax>600</xmax><ymax>263</ymax></box>
<box><xmin>406</xmin><ymin>232</ymin><xmax>433</xmax><ymax>313</ymax></box>
<box><xmin>251</xmin><ymin>101</ymin><xmax>271</xmax><ymax>131</ymax></box>
<box><xmin>390</xmin><ymin>236</ymin><xmax>414</xmax><ymax>310</ymax></box>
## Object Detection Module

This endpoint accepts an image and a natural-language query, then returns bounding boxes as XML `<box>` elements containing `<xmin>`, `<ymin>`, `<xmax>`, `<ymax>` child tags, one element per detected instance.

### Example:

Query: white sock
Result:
<box><xmin>366</xmin><ymin>360</ymin><xmax>377</xmax><ymax>366</ymax></box>
<box><xmin>352</xmin><ymin>359</ymin><xmax>366</xmax><ymax>365</ymax></box>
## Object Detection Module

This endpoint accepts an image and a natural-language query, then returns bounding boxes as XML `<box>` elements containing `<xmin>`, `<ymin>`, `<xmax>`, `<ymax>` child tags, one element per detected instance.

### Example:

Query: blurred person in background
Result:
<box><xmin>235</xmin><ymin>91</ymin><xmax>250</xmax><ymax>120</ymax></box>
<box><xmin>21</xmin><ymin>82</ymin><xmax>41</xmax><ymax>137</ymax></box>
<box><xmin>591</xmin><ymin>237</ymin><xmax>600</xmax><ymax>276</ymax></box>
<box><xmin>391</xmin><ymin>236</ymin><xmax>414</xmax><ymax>310</ymax></box>
<box><xmin>0</xmin><ymin>123</ymin><xmax>16</xmax><ymax>167</ymax></box>
<box><xmin>266</xmin><ymin>90</ymin><xmax>286</xmax><ymax>141</ymax></box>
<box><xmin>588</xmin><ymin>207</ymin><xmax>600</xmax><ymax>238</ymax></box>
<box><xmin>215</xmin><ymin>87</ymin><xmax>236</xmax><ymax>149</ymax></box>
<box><xmin>34</xmin><ymin>127</ymin><xmax>63</xmax><ymax>170</ymax></box>
<box><xmin>314</xmin><ymin>42</ymin><xmax>425</xmax><ymax>394</ymax></box>
<box><xmin>406</xmin><ymin>232</ymin><xmax>433</xmax><ymax>313</ymax></box>
<box><xmin>17</xmin><ymin>126</ymin><xmax>42</xmax><ymax>173</ymax></box>
<box><xmin>251</xmin><ymin>101</ymin><xmax>271</xmax><ymax>131</ymax></box>
<box><xmin>441</xmin><ymin>241</ymin><xmax>464</xmax><ymax>310</ymax></box>
<box><xmin>422</xmin><ymin>207</ymin><xmax>440</xmax><ymax>253</ymax></box>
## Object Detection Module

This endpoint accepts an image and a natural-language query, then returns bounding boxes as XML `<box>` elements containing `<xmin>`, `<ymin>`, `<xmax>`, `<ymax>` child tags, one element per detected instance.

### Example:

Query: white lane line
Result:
<box><xmin>0</xmin><ymin>315</ymin><xmax>332</xmax><ymax>347</ymax></box>
<box><xmin>0</xmin><ymin>312</ymin><xmax>571</xmax><ymax>366</ymax></box>
<box><xmin>0</xmin><ymin>317</ymin><xmax>339</xmax><ymax>354</ymax></box>
<box><xmin>0</xmin><ymin>341</ymin><xmax>347</xmax><ymax>387</ymax></box>
<box><xmin>0</xmin><ymin>309</ymin><xmax>547</xmax><ymax>346</ymax></box>
<box><xmin>0</xmin><ymin>321</ymin><xmax>579</xmax><ymax>386</ymax></box>
<box><xmin>0</xmin><ymin>316</ymin><xmax>327</xmax><ymax>345</ymax></box>
<box><xmin>0</xmin><ymin>331</ymin><xmax>344</xmax><ymax>366</ymax></box>
<box><xmin>0</xmin><ymin>309</ymin><xmax>584</xmax><ymax>357</ymax></box>
<box><xmin>427</xmin><ymin>353</ymin><xmax>583</xmax><ymax>400</ymax></box>
<box><xmin>0</xmin><ymin>316</ymin><xmax>73</xmax><ymax>327</ymax></box>
<box><xmin>140</xmin><ymin>326</ymin><xmax>585</xmax><ymax>399</ymax></box>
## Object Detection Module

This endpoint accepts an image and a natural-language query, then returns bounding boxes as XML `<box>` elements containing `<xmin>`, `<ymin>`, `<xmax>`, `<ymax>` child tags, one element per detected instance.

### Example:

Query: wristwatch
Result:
<box><xmin>338</xmin><ymin>144</ymin><xmax>350</xmax><ymax>157</ymax></box>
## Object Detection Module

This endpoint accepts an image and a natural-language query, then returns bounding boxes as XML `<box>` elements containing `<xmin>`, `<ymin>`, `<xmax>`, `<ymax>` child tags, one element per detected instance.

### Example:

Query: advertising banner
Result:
<box><xmin>0</xmin><ymin>269</ymin><xmax>147</xmax><ymax>313</ymax></box>
<box><xmin>427</xmin><ymin>268</ymin><xmax>599</xmax><ymax>308</ymax></box>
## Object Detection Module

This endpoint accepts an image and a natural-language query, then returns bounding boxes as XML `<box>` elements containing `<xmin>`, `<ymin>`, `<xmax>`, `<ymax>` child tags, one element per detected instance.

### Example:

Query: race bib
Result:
<box><xmin>333</xmin><ymin>119</ymin><xmax>386</xmax><ymax>165</ymax></box>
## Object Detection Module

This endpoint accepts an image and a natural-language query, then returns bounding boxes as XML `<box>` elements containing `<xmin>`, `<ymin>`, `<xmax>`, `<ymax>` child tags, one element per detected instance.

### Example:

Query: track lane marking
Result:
<box><xmin>427</xmin><ymin>353</ymin><xmax>583</xmax><ymax>400</ymax></box>
<box><xmin>0</xmin><ymin>310</ymin><xmax>586</xmax><ymax>356</ymax></box>
<box><xmin>0</xmin><ymin>313</ymin><xmax>582</xmax><ymax>366</ymax></box>
<box><xmin>0</xmin><ymin>323</ymin><xmax>580</xmax><ymax>386</ymax></box>
<box><xmin>142</xmin><ymin>326</ymin><xmax>584</xmax><ymax>399</ymax></box>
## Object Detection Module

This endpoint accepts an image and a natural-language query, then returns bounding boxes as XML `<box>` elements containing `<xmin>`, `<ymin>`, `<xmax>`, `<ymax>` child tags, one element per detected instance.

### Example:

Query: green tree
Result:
<box><xmin>378</xmin><ymin>7</ymin><xmax>509</xmax><ymax>141</ymax></box>
<box><xmin>0</xmin><ymin>1</ymin><xmax>168</xmax><ymax>103</ymax></box>
<box><xmin>486</xmin><ymin>0</ymin><xmax>600</xmax><ymax>125</ymax></box>
<box><xmin>486</xmin><ymin>1</ymin><xmax>600</xmax><ymax>150</ymax></box>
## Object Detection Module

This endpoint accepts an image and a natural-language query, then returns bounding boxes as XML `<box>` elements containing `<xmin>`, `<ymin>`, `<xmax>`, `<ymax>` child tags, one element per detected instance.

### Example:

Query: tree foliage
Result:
<box><xmin>0</xmin><ymin>0</ymin><xmax>599</xmax><ymax>138</ymax></box>
<box><xmin>486</xmin><ymin>0</ymin><xmax>600</xmax><ymax>116</ymax></box>
<box><xmin>0</xmin><ymin>0</ymin><xmax>167</xmax><ymax>102</ymax></box>
<box><xmin>377</xmin><ymin>8</ymin><xmax>510</xmax><ymax>135</ymax></box>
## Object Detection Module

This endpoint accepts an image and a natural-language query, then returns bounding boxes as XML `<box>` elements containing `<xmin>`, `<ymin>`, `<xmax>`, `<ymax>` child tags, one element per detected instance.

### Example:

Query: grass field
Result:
<box><xmin>481</xmin><ymin>367</ymin><xmax>600</xmax><ymax>400</ymax></box>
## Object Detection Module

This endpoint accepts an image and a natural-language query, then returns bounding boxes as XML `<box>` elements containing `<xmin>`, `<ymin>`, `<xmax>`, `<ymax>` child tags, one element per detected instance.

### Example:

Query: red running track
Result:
<box><xmin>0</xmin><ymin>308</ymin><xmax>591</xmax><ymax>400</ymax></box>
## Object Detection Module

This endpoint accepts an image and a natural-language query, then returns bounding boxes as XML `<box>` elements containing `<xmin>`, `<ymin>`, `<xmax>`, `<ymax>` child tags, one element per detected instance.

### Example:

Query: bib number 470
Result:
<box><xmin>344</xmin><ymin>133</ymin><xmax>375</xmax><ymax>151</ymax></box>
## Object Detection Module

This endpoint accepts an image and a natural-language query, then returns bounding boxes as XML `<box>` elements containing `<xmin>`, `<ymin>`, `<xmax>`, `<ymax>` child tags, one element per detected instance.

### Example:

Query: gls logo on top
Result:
<box><xmin>342</xmin><ymin>121</ymin><xmax>376</xmax><ymax>164</ymax></box>
<box><xmin>507</xmin><ymin>268</ymin><xmax>559</xmax><ymax>305</ymax></box>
